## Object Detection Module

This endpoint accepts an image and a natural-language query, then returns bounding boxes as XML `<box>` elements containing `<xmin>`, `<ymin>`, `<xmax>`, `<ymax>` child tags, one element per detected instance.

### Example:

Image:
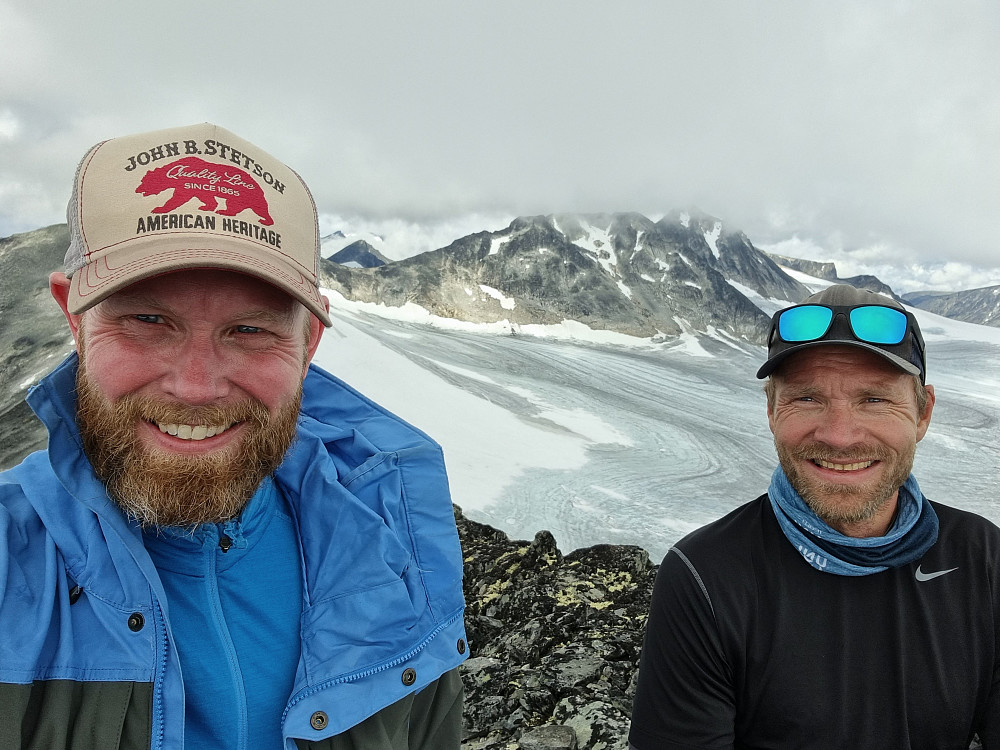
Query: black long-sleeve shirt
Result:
<box><xmin>630</xmin><ymin>494</ymin><xmax>1000</xmax><ymax>749</ymax></box>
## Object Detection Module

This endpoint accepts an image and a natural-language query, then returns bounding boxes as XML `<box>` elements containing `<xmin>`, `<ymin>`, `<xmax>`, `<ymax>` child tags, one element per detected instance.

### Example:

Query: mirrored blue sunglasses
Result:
<box><xmin>775</xmin><ymin>304</ymin><xmax>918</xmax><ymax>346</ymax></box>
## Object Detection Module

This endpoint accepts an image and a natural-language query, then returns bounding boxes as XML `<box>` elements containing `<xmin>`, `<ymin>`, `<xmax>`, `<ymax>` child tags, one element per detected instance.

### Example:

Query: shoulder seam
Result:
<box><xmin>669</xmin><ymin>546</ymin><xmax>715</xmax><ymax>619</ymax></box>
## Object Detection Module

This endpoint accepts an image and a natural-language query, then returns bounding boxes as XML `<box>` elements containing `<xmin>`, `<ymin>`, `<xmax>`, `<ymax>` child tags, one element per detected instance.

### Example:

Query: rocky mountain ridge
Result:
<box><xmin>320</xmin><ymin>229</ymin><xmax>389</xmax><ymax>261</ymax></box>
<box><xmin>765</xmin><ymin>253</ymin><xmax>902</xmax><ymax>302</ymax></box>
<box><xmin>321</xmin><ymin>211</ymin><xmax>808</xmax><ymax>343</ymax></box>
<box><xmin>327</xmin><ymin>239</ymin><xmax>391</xmax><ymax>268</ymax></box>
<box><xmin>903</xmin><ymin>285</ymin><xmax>1000</xmax><ymax>327</ymax></box>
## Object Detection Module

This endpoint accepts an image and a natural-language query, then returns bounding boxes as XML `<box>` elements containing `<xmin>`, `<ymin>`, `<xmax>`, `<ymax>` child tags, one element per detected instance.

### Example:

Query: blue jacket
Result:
<box><xmin>0</xmin><ymin>354</ymin><xmax>468</xmax><ymax>749</ymax></box>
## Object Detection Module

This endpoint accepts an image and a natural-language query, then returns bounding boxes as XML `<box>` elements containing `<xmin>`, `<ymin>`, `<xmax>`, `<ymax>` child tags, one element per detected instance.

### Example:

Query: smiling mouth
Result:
<box><xmin>154</xmin><ymin>421</ymin><xmax>235</xmax><ymax>441</ymax></box>
<box><xmin>813</xmin><ymin>458</ymin><xmax>875</xmax><ymax>472</ymax></box>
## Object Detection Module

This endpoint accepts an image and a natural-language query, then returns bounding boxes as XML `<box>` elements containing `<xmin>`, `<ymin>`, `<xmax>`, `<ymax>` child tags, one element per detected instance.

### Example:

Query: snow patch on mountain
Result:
<box><xmin>480</xmin><ymin>284</ymin><xmax>516</xmax><ymax>310</ymax></box>
<box><xmin>489</xmin><ymin>235</ymin><xmax>508</xmax><ymax>255</ymax></box>
<box><xmin>726</xmin><ymin>279</ymin><xmax>799</xmax><ymax>316</ymax></box>
<box><xmin>666</xmin><ymin>317</ymin><xmax>713</xmax><ymax>358</ymax></box>
<box><xmin>324</xmin><ymin>289</ymin><xmax>661</xmax><ymax>348</ymax></box>
<box><xmin>572</xmin><ymin>222</ymin><xmax>619</xmax><ymax>278</ymax></box>
<box><xmin>704</xmin><ymin>222</ymin><xmax>722</xmax><ymax>259</ymax></box>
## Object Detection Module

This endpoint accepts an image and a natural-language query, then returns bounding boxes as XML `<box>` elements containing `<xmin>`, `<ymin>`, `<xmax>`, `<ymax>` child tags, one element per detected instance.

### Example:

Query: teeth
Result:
<box><xmin>156</xmin><ymin>422</ymin><xmax>230</xmax><ymax>440</ymax></box>
<box><xmin>815</xmin><ymin>459</ymin><xmax>874</xmax><ymax>472</ymax></box>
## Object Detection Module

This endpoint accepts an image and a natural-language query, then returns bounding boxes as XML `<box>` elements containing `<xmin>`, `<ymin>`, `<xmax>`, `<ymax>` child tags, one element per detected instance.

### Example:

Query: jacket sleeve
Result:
<box><xmin>976</xmin><ymin>577</ymin><xmax>1000</xmax><ymax>748</ymax></box>
<box><xmin>295</xmin><ymin>668</ymin><xmax>464</xmax><ymax>750</ymax></box>
<box><xmin>629</xmin><ymin>547</ymin><xmax>736</xmax><ymax>750</ymax></box>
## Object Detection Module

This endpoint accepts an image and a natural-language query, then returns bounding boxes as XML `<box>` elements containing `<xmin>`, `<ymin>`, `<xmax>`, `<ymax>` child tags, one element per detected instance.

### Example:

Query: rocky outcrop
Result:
<box><xmin>456</xmin><ymin>506</ymin><xmax>657</xmax><ymax>750</ymax></box>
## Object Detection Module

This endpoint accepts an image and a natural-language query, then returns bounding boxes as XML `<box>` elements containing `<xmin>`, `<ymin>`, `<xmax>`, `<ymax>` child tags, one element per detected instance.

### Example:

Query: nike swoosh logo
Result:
<box><xmin>915</xmin><ymin>565</ymin><xmax>958</xmax><ymax>582</ymax></box>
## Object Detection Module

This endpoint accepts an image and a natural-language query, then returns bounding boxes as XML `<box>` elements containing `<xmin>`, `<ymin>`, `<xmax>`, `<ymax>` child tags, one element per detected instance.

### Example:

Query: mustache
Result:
<box><xmin>786</xmin><ymin>442</ymin><xmax>893</xmax><ymax>464</ymax></box>
<box><xmin>113</xmin><ymin>394</ymin><xmax>271</xmax><ymax>430</ymax></box>
<box><xmin>75</xmin><ymin>370</ymin><xmax>302</xmax><ymax>529</ymax></box>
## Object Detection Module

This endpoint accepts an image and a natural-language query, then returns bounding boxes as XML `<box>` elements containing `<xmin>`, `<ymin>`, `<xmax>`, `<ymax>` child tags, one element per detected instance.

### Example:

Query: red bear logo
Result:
<box><xmin>135</xmin><ymin>157</ymin><xmax>274</xmax><ymax>226</ymax></box>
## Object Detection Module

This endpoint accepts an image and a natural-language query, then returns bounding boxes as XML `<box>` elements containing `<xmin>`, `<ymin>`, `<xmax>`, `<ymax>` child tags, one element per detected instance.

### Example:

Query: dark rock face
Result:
<box><xmin>321</xmin><ymin>212</ymin><xmax>810</xmax><ymax>344</ymax></box>
<box><xmin>904</xmin><ymin>285</ymin><xmax>1000</xmax><ymax>328</ymax></box>
<box><xmin>0</xmin><ymin>224</ymin><xmax>75</xmax><ymax>469</ymax></box>
<box><xmin>328</xmin><ymin>239</ymin><xmax>390</xmax><ymax>268</ymax></box>
<box><xmin>767</xmin><ymin>254</ymin><xmax>901</xmax><ymax>301</ymax></box>
<box><xmin>836</xmin><ymin>274</ymin><xmax>901</xmax><ymax>302</ymax></box>
<box><xmin>457</xmin><ymin>507</ymin><xmax>657</xmax><ymax>749</ymax></box>
<box><xmin>767</xmin><ymin>253</ymin><xmax>839</xmax><ymax>281</ymax></box>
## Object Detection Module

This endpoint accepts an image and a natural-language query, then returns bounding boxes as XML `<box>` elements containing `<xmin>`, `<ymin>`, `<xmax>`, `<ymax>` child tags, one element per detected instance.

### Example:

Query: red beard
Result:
<box><xmin>75</xmin><ymin>361</ymin><xmax>301</xmax><ymax>529</ymax></box>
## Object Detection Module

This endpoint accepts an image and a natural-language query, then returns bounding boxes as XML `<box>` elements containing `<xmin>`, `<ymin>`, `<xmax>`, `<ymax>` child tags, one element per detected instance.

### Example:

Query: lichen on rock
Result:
<box><xmin>456</xmin><ymin>505</ymin><xmax>657</xmax><ymax>749</ymax></box>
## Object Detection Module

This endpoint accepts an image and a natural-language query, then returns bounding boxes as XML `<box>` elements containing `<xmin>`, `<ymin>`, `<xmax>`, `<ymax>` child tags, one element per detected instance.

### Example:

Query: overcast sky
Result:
<box><xmin>2</xmin><ymin>1</ymin><xmax>998</xmax><ymax>292</ymax></box>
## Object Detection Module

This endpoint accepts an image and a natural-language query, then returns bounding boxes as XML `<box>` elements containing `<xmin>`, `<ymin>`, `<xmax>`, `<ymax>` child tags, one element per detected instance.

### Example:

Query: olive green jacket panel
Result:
<box><xmin>0</xmin><ymin>679</ymin><xmax>153</xmax><ymax>750</ymax></box>
<box><xmin>0</xmin><ymin>671</ymin><xmax>460</xmax><ymax>750</ymax></box>
<box><xmin>295</xmin><ymin>668</ymin><xmax>464</xmax><ymax>750</ymax></box>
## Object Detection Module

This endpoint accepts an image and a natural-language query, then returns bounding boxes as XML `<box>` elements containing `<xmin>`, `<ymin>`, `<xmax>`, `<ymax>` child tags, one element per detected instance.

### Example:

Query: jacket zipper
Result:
<box><xmin>151</xmin><ymin>600</ymin><xmax>169</xmax><ymax>750</ymax></box>
<box><xmin>207</xmin><ymin>528</ymin><xmax>250</xmax><ymax>750</ymax></box>
<box><xmin>282</xmin><ymin>607</ymin><xmax>465</xmax><ymax>719</ymax></box>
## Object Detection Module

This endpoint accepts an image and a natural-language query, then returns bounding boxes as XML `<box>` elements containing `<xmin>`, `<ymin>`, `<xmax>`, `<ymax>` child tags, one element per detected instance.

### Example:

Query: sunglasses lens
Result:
<box><xmin>850</xmin><ymin>306</ymin><xmax>908</xmax><ymax>344</ymax></box>
<box><xmin>778</xmin><ymin>305</ymin><xmax>833</xmax><ymax>342</ymax></box>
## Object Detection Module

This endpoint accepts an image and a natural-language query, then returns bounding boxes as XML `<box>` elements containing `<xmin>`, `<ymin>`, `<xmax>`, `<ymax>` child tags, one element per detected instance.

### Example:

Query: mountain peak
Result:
<box><xmin>320</xmin><ymin>211</ymin><xmax>809</xmax><ymax>343</ymax></box>
<box><xmin>328</xmin><ymin>239</ymin><xmax>391</xmax><ymax>269</ymax></box>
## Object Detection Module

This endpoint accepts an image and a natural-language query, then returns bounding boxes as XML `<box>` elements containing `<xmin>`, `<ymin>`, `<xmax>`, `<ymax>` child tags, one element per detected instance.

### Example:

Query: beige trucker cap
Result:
<box><xmin>64</xmin><ymin>122</ymin><xmax>332</xmax><ymax>326</ymax></box>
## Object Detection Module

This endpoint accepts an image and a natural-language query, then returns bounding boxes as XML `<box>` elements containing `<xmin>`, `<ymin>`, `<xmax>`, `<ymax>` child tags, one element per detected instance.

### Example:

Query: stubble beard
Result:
<box><xmin>776</xmin><ymin>440</ymin><xmax>916</xmax><ymax>528</ymax></box>
<box><xmin>75</xmin><ymin>359</ymin><xmax>301</xmax><ymax>530</ymax></box>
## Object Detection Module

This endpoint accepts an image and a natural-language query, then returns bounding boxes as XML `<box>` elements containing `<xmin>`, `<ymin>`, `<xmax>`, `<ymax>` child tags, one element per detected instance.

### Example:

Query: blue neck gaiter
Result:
<box><xmin>768</xmin><ymin>467</ymin><xmax>938</xmax><ymax>576</ymax></box>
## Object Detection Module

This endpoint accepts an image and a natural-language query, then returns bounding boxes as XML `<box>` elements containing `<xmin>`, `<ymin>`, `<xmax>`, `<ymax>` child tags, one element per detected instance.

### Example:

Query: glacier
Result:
<box><xmin>315</xmin><ymin>282</ymin><xmax>1000</xmax><ymax>563</ymax></box>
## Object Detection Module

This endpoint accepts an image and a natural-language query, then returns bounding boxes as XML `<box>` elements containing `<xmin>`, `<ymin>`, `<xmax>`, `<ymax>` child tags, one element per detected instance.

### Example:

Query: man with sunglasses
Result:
<box><xmin>630</xmin><ymin>284</ymin><xmax>1000</xmax><ymax>749</ymax></box>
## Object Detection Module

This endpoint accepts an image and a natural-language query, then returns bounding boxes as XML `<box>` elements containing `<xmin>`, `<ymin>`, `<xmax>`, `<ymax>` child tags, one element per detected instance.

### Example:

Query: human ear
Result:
<box><xmin>49</xmin><ymin>272</ymin><xmax>83</xmax><ymax>344</ymax></box>
<box><xmin>915</xmin><ymin>384</ymin><xmax>935</xmax><ymax>442</ymax></box>
<box><xmin>300</xmin><ymin>296</ymin><xmax>330</xmax><ymax>379</ymax></box>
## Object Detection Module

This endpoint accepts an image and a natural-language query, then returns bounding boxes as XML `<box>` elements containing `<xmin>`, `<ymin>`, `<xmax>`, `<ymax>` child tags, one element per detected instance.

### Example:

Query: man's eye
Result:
<box><xmin>235</xmin><ymin>325</ymin><xmax>262</xmax><ymax>334</ymax></box>
<box><xmin>135</xmin><ymin>314</ymin><xmax>162</xmax><ymax>324</ymax></box>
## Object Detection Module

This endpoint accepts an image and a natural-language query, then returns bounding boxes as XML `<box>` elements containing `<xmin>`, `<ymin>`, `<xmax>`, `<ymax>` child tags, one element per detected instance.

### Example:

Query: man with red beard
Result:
<box><xmin>630</xmin><ymin>285</ymin><xmax>1000</xmax><ymax>749</ymax></box>
<box><xmin>0</xmin><ymin>124</ymin><xmax>468</xmax><ymax>749</ymax></box>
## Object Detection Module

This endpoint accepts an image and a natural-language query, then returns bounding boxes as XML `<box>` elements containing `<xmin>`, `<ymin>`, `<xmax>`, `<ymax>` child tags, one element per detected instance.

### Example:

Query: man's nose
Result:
<box><xmin>813</xmin><ymin>401</ymin><xmax>863</xmax><ymax>447</ymax></box>
<box><xmin>161</xmin><ymin>336</ymin><xmax>231</xmax><ymax>405</ymax></box>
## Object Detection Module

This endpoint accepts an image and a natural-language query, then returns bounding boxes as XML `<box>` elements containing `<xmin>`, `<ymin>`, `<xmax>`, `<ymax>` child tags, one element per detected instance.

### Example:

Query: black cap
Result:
<box><xmin>756</xmin><ymin>285</ymin><xmax>926</xmax><ymax>381</ymax></box>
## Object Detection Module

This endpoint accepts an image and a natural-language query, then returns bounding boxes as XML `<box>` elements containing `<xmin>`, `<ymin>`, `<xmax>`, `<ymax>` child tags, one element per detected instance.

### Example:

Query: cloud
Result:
<box><xmin>319</xmin><ymin>213</ymin><xmax>514</xmax><ymax>261</ymax></box>
<box><xmin>758</xmin><ymin>236</ymin><xmax>1000</xmax><ymax>296</ymax></box>
<box><xmin>0</xmin><ymin>109</ymin><xmax>19</xmax><ymax>140</ymax></box>
<box><xmin>1</xmin><ymin>0</ymin><xmax>998</xmax><ymax>289</ymax></box>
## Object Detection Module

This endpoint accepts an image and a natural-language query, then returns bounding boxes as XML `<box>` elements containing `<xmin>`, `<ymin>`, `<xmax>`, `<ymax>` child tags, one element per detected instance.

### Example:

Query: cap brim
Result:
<box><xmin>67</xmin><ymin>233</ymin><xmax>332</xmax><ymax>327</ymax></box>
<box><xmin>756</xmin><ymin>340</ymin><xmax>922</xmax><ymax>379</ymax></box>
